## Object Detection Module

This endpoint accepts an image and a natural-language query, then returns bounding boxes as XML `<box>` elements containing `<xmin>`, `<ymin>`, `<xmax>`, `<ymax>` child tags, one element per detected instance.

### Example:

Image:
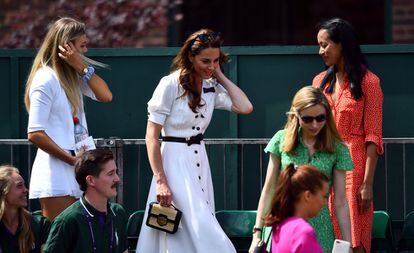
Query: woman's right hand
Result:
<box><xmin>156</xmin><ymin>180</ymin><xmax>172</xmax><ymax>206</ymax></box>
<box><xmin>248</xmin><ymin>235</ymin><xmax>262</xmax><ymax>253</ymax></box>
<box><xmin>58</xmin><ymin>42</ymin><xmax>86</xmax><ymax>74</ymax></box>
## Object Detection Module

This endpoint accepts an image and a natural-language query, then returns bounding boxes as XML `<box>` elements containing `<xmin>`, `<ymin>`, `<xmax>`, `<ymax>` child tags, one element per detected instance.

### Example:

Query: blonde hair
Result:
<box><xmin>283</xmin><ymin>86</ymin><xmax>343</xmax><ymax>154</ymax></box>
<box><xmin>0</xmin><ymin>165</ymin><xmax>34</xmax><ymax>253</ymax></box>
<box><xmin>24</xmin><ymin>17</ymin><xmax>106</xmax><ymax>116</ymax></box>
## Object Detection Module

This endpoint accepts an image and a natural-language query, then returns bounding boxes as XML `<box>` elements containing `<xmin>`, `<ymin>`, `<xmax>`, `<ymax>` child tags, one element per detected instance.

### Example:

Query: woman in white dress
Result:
<box><xmin>136</xmin><ymin>29</ymin><xmax>253</xmax><ymax>253</ymax></box>
<box><xmin>24</xmin><ymin>17</ymin><xmax>112</xmax><ymax>221</ymax></box>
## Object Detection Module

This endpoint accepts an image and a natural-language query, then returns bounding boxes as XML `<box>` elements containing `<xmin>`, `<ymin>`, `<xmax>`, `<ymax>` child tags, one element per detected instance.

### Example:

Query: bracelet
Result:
<box><xmin>252</xmin><ymin>226</ymin><xmax>263</xmax><ymax>234</ymax></box>
<box><xmin>81</xmin><ymin>65</ymin><xmax>95</xmax><ymax>82</ymax></box>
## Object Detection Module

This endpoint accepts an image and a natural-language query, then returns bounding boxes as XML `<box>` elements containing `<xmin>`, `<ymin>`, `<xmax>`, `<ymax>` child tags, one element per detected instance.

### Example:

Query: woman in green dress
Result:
<box><xmin>249</xmin><ymin>86</ymin><xmax>353</xmax><ymax>253</ymax></box>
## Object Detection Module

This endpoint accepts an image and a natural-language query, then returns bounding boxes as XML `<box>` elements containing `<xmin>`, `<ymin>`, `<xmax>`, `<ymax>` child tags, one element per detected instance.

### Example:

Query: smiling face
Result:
<box><xmin>5</xmin><ymin>172</ymin><xmax>28</xmax><ymax>209</ymax></box>
<box><xmin>298</xmin><ymin>104</ymin><xmax>327</xmax><ymax>138</ymax></box>
<box><xmin>317</xmin><ymin>29</ymin><xmax>343</xmax><ymax>67</ymax></box>
<box><xmin>72</xmin><ymin>34</ymin><xmax>89</xmax><ymax>54</ymax></box>
<box><xmin>89</xmin><ymin>159</ymin><xmax>120</xmax><ymax>199</ymax></box>
<box><xmin>190</xmin><ymin>47</ymin><xmax>220</xmax><ymax>80</ymax></box>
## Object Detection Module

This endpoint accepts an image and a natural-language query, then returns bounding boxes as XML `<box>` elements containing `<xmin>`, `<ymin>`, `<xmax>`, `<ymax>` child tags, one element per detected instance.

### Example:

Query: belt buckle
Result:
<box><xmin>186</xmin><ymin>137</ymin><xmax>191</xmax><ymax>146</ymax></box>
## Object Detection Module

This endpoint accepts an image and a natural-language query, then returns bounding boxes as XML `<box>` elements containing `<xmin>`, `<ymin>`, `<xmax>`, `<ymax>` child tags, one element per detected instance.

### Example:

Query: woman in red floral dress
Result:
<box><xmin>312</xmin><ymin>18</ymin><xmax>383</xmax><ymax>253</ymax></box>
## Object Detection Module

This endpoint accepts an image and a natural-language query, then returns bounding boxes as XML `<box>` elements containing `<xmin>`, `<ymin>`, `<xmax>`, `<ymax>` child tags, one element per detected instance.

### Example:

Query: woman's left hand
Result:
<box><xmin>357</xmin><ymin>182</ymin><xmax>373</xmax><ymax>213</ymax></box>
<box><xmin>58</xmin><ymin>42</ymin><xmax>86</xmax><ymax>73</ymax></box>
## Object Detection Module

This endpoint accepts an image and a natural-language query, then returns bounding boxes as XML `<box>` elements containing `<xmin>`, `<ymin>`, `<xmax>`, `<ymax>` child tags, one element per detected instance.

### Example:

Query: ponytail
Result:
<box><xmin>264</xmin><ymin>164</ymin><xmax>329</xmax><ymax>226</ymax></box>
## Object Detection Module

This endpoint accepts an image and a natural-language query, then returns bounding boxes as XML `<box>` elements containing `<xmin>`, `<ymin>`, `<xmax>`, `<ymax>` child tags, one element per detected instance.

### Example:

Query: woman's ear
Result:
<box><xmin>303</xmin><ymin>190</ymin><xmax>312</xmax><ymax>202</ymax></box>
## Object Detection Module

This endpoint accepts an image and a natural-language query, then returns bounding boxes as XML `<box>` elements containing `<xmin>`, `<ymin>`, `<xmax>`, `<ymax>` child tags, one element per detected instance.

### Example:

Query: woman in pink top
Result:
<box><xmin>265</xmin><ymin>164</ymin><xmax>330</xmax><ymax>253</ymax></box>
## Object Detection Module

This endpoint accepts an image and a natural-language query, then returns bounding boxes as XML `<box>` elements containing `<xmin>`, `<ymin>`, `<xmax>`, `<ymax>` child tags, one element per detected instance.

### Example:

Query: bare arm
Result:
<box><xmin>28</xmin><ymin>131</ymin><xmax>77</xmax><ymax>166</ymax></box>
<box><xmin>213</xmin><ymin>68</ymin><xmax>253</xmax><ymax>114</ymax></box>
<box><xmin>358</xmin><ymin>142</ymin><xmax>378</xmax><ymax>213</ymax></box>
<box><xmin>333</xmin><ymin>169</ymin><xmax>352</xmax><ymax>244</ymax></box>
<box><xmin>58</xmin><ymin>42</ymin><xmax>112</xmax><ymax>102</ymax></box>
<box><xmin>84</xmin><ymin>74</ymin><xmax>112</xmax><ymax>102</ymax></box>
<box><xmin>248</xmin><ymin>154</ymin><xmax>280</xmax><ymax>253</ymax></box>
<box><xmin>145</xmin><ymin>121</ymin><xmax>172</xmax><ymax>206</ymax></box>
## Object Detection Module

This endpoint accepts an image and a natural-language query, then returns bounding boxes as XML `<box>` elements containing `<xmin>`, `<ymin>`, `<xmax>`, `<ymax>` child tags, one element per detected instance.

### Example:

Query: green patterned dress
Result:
<box><xmin>264</xmin><ymin>129</ymin><xmax>353</xmax><ymax>253</ymax></box>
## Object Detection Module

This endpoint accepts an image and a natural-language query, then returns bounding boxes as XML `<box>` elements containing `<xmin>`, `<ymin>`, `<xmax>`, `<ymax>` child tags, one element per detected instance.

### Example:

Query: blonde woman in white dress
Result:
<box><xmin>24</xmin><ymin>17</ymin><xmax>112</xmax><ymax>221</ymax></box>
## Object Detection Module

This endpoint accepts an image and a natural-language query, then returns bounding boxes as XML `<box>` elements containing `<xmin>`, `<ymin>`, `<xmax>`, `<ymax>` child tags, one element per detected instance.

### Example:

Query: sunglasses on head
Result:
<box><xmin>196</xmin><ymin>32</ymin><xmax>222</xmax><ymax>44</ymax></box>
<box><xmin>300</xmin><ymin>114</ymin><xmax>327</xmax><ymax>124</ymax></box>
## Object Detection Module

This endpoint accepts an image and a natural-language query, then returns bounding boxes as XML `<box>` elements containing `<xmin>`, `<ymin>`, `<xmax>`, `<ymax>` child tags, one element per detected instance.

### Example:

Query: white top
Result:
<box><xmin>27</xmin><ymin>66</ymin><xmax>96</xmax><ymax>149</ymax></box>
<box><xmin>148</xmin><ymin>70</ymin><xmax>232</xmax><ymax>133</ymax></box>
<box><xmin>137</xmin><ymin>71</ymin><xmax>236</xmax><ymax>253</ymax></box>
<box><xmin>28</xmin><ymin>66</ymin><xmax>97</xmax><ymax>199</ymax></box>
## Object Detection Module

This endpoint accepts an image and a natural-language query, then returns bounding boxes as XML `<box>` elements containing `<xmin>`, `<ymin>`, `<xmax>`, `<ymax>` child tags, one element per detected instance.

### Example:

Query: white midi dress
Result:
<box><xmin>136</xmin><ymin>71</ymin><xmax>236</xmax><ymax>253</ymax></box>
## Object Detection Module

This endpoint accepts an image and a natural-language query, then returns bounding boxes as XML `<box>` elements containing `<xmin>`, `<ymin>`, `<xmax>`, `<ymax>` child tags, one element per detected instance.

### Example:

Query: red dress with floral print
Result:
<box><xmin>313</xmin><ymin>70</ymin><xmax>383</xmax><ymax>252</ymax></box>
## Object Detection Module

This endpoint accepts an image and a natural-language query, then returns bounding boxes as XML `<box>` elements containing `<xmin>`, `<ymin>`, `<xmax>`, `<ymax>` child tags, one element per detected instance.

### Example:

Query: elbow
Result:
<box><xmin>100</xmin><ymin>93</ymin><xmax>113</xmax><ymax>103</ymax></box>
<box><xmin>27</xmin><ymin>131</ymin><xmax>41</xmax><ymax>144</ymax></box>
<box><xmin>27</xmin><ymin>133</ymin><xmax>35</xmax><ymax>143</ymax></box>
<box><xmin>145</xmin><ymin>133</ymin><xmax>158</xmax><ymax>146</ymax></box>
<box><xmin>245</xmin><ymin>104</ymin><xmax>254</xmax><ymax>114</ymax></box>
<box><xmin>237</xmin><ymin>103</ymin><xmax>254</xmax><ymax>115</ymax></box>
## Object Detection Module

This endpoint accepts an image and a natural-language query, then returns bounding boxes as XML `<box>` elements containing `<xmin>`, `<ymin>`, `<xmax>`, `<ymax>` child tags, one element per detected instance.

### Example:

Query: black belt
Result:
<box><xmin>162</xmin><ymin>133</ymin><xmax>204</xmax><ymax>146</ymax></box>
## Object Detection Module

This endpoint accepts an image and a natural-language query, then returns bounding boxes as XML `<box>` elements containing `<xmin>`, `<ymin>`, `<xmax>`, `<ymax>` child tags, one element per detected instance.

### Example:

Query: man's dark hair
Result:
<box><xmin>75</xmin><ymin>149</ymin><xmax>114</xmax><ymax>191</ymax></box>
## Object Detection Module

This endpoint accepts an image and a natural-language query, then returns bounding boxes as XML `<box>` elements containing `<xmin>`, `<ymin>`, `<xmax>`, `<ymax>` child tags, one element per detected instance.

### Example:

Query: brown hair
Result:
<box><xmin>0</xmin><ymin>165</ymin><xmax>34</xmax><ymax>253</ymax></box>
<box><xmin>171</xmin><ymin>29</ymin><xmax>229</xmax><ymax>112</ymax></box>
<box><xmin>264</xmin><ymin>164</ymin><xmax>329</xmax><ymax>226</ymax></box>
<box><xmin>75</xmin><ymin>149</ymin><xmax>114</xmax><ymax>191</ymax></box>
<box><xmin>283</xmin><ymin>86</ymin><xmax>343</xmax><ymax>154</ymax></box>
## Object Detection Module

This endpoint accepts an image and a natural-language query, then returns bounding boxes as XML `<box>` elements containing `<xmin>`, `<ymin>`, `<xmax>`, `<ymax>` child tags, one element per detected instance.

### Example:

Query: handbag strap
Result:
<box><xmin>261</xmin><ymin>227</ymin><xmax>272</xmax><ymax>250</ymax></box>
<box><xmin>157</xmin><ymin>202</ymin><xmax>179</xmax><ymax>211</ymax></box>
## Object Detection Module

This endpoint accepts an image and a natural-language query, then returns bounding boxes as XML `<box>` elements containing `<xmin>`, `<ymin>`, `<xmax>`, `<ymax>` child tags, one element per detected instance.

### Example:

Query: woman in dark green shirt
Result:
<box><xmin>249</xmin><ymin>86</ymin><xmax>354</xmax><ymax>253</ymax></box>
<box><xmin>0</xmin><ymin>165</ymin><xmax>50</xmax><ymax>253</ymax></box>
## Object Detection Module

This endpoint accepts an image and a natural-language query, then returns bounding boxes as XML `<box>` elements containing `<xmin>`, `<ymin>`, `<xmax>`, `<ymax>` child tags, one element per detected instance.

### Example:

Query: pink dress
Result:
<box><xmin>271</xmin><ymin>217</ymin><xmax>323</xmax><ymax>253</ymax></box>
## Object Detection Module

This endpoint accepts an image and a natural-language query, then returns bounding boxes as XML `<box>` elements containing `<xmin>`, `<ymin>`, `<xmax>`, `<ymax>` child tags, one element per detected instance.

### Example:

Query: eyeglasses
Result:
<box><xmin>196</xmin><ymin>32</ymin><xmax>222</xmax><ymax>44</ymax></box>
<box><xmin>300</xmin><ymin>114</ymin><xmax>327</xmax><ymax>124</ymax></box>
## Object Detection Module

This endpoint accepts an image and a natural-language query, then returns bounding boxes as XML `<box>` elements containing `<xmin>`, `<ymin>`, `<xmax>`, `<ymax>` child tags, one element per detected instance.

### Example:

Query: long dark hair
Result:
<box><xmin>317</xmin><ymin>18</ymin><xmax>367</xmax><ymax>100</ymax></box>
<box><xmin>264</xmin><ymin>164</ymin><xmax>329</xmax><ymax>226</ymax></box>
<box><xmin>171</xmin><ymin>29</ymin><xmax>228</xmax><ymax>112</ymax></box>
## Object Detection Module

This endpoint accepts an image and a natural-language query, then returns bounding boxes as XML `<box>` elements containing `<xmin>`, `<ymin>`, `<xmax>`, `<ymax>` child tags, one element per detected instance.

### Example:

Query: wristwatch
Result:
<box><xmin>81</xmin><ymin>65</ymin><xmax>95</xmax><ymax>82</ymax></box>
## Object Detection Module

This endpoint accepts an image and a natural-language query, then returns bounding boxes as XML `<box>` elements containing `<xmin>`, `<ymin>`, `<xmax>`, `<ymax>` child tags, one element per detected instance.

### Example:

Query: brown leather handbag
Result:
<box><xmin>145</xmin><ymin>202</ymin><xmax>182</xmax><ymax>234</ymax></box>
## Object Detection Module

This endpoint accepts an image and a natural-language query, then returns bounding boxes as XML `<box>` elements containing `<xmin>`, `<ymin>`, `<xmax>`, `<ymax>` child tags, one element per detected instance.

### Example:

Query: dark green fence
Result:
<box><xmin>1</xmin><ymin>45</ymin><xmax>413</xmax><ymax>220</ymax></box>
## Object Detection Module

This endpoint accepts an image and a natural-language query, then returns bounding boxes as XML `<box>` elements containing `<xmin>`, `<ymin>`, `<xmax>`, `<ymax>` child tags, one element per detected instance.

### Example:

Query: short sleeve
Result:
<box><xmin>334</xmin><ymin>142</ymin><xmax>354</xmax><ymax>171</ymax></box>
<box><xmin>42</xmin><ymin>216</ymin><xmax>73</xmax><ymax>253</ymax></box>
<box><xmin>214</xmin><ymin>83</ymin><xmax>232</xmax><ymax>111</ymax></box>
<box><xmin>362</xmin><ymin>72</ymin><xmax>384</xmax><ymax>155</ymax></box>
<box><xmin>80</xmin><ymin>79</ymin><xmax>97</xmax><ymax>101</ymax></box>
<box><xmin>264</xmin><ymin>130</ymin><xmax>285</xmax><ymax>157</ymax></box>
<box><xmin>147</xmin><ymin>76</ymin><xmax>178</xmax><ymax>125</ymax></box>
<box><xmin>27</xmin><ymin>71</ymin><xmax>55</xmax><ymax>133</ymax></box>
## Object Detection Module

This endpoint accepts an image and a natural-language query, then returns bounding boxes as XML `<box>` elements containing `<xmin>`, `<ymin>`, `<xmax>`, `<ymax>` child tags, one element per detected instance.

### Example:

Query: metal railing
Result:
<box><xmin>0</xmin><ymin>137</ymin><xmax>413</xmax><ymax>220</ymax></box>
